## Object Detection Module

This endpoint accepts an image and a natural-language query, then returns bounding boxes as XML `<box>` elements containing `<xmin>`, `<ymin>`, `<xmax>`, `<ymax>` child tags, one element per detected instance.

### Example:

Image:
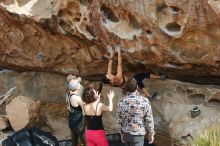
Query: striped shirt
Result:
<box><xmin>116</xmin><ymin>91</ymin><xmax>154</xmax><ymax>136</ymax></box>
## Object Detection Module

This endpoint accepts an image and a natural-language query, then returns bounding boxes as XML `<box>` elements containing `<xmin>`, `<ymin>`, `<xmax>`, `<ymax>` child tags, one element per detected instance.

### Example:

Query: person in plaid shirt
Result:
<box><xmin>116</xmin><ymin>79</ymin><xmax>155</xmax><ymax>146</ymax></box>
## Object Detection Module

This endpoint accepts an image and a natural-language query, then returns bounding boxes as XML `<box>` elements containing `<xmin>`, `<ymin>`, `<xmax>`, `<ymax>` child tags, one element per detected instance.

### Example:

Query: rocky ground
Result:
<box><xmin>1</xmin><ymin>76</ymin><xmax>220</xmax><ymax>146</ymax></box>
<box><xmin>0</xmin><ymin>102</ymin><xmax>171</xmax><ymax>146</ymax></box>
<box><xmin>0</xmin><ymin>71</ymin><xmax>220</xmax><ymax>146</ymax></box>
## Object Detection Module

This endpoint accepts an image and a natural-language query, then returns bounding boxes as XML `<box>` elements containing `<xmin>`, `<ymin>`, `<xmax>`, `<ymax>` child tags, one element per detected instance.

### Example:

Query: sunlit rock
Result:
<box><xmin>6</xmin><ymin>96</ymin><xmax>49</xmax><ymax>131</ymax></box>
<box><xmin>0</xmin><ymin>0</ymin><xmax>60</xmax><ymax>20</ymax></box>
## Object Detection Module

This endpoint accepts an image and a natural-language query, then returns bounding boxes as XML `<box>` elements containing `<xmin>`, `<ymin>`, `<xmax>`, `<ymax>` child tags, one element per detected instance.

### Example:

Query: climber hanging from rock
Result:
<box><xmin>99</xmin><ymin>45</ymin><xmax>167</xmax><ymax>100</ymax></box>
<box><xmin>100</xmin><ymin>45</ymin><xmax>126</xmax><ymax>88</ymax></box>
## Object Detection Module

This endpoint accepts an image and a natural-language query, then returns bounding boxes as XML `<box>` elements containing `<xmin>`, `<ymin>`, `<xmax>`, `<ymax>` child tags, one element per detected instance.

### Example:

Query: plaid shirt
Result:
<box><xmin>116</xmin><ymin>91</ymin><xmax>154</xmax><ymax>136</ymax></box>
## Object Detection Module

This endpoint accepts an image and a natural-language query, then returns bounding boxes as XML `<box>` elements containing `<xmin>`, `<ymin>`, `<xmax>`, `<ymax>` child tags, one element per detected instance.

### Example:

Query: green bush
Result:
<box><xmin>191</xmin><ymin>124</ymin><xmax>220</xmax><ymax>146</ymax></box>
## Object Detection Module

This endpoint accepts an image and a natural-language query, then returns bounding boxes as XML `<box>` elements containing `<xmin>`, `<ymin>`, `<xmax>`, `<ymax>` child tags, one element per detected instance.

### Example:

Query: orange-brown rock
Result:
<box><xmin>0</xmin><ymin>6</ymin><xmax>106</xmax><ymax>76</ymax></box>
<box><xmin>0</xmin><ymin>0</ymin><xmax>220</xmax><ymax>77</ymax></box>
<box><xmin>1</xmin><ymin>1</ymin><xmax>220</xmax><ymax>145</ymax></box>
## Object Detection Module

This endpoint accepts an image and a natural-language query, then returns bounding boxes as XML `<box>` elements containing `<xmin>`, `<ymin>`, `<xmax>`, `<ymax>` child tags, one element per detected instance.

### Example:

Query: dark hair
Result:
<box><xmin>82</xmin><ymin>87</ymin><xmax>96</xmax><ymax>104</ymax></box>
<box><xmin>98</xmin><ymin>82</ymin><xmax>103</xmax><ymax>94</ymax></box>
<box><xmin>124</xmin><ymin>78</ymin><xmax>137</xmax><ymax>93</ymax></box>
<box><xmin>98</xmin><ymin>76</ymin><xmax>110</xmax><ymax>94</ymax></box>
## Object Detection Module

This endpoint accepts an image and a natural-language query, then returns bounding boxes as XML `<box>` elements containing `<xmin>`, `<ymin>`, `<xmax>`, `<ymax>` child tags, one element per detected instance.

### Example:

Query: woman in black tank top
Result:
<box><xmin>82</xmin><ymin>88</ymin><xmax>115</xmax><ymax>146</ymax></box>
<box><xmin>83</xmin><ymin>102</ymin><xmax>104</xmax><ymax>130</ymax></box>
<box><xmin>66</xmin><ymin>76</ymin><xmax>87</xmax><ymax>146</ymax></box>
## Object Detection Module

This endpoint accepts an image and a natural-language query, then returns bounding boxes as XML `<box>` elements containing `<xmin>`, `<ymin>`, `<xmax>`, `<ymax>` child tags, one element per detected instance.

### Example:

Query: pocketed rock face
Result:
<box><xmin>144</xmin><ymin>79</ymin><xmax>220</xmax><ymax>146</ymax></box>
<box><xmin>0</xmin><ymin>6</ymin><xmax>106</xmax><ymax>76</ymax></box>
<box><xmin>1</xmin><ymin>1</ymin><xmax>220</xmax><ymax>145</ymax></box>
<box><xmin>0</xmin><ymin>0</ymin><xmax>220</xmax><ymax>77</ymax></box>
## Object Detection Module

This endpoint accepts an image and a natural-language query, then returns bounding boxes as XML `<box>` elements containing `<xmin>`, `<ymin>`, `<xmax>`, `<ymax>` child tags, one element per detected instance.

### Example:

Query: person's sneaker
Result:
<box><xmin>148</xmin><ymin>92</ymin><xmax>158</xmax><ymax>101</ymax></box>
<box><xmin>160</xmin><ymin>74</ymin><xmax>168</xmax><ymax>80</ymax></box>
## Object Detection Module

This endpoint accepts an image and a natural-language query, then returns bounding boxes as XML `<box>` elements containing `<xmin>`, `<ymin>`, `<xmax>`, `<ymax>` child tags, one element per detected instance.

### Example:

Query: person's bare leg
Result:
<box><xmin>116</xmin><ymin>48</ymin><xmax>123</xmax><ymax>79</ymax></box>
<box><xmin>150</xmin><ymin>74</ymin><xmax>160</xmax><ymax>79</ymax></box>
<box><xmin>106</xmin><ymin>51</ymin><xmax>114</xmax><ymax>76</ymax></box>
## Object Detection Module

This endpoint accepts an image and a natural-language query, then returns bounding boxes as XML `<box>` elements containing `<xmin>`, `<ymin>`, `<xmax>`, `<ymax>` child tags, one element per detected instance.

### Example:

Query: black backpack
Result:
<box><xmin>2</xmin><ymin>127</ymin><xmax>59</xmax><ymax>146</ymax></box>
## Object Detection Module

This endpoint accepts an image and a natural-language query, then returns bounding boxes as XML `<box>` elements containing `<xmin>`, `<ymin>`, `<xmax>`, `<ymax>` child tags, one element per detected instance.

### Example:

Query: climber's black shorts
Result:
<box><xmin>133</xmin><ymin>73</ymin><xmax>150</xmax><ymax>89</ymax></box>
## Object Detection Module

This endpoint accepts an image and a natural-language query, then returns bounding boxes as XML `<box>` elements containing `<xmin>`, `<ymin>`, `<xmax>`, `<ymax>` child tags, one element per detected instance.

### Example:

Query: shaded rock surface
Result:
<box><xmin>101</xmin><ymin>86</ymin><xmax>123</xmax><ymax>134</ymax></box>
<box><xmin>41</xmin><ymin>103</ymin><xmax>70</xmax><ymax>140</ymax></box>
<box><xmin>144</xmin><ymin>79</ymin><xmax>220</xmax><ymax>146</ymax></box>
<box><xmin>169</xmin><ymin>110</ymin><xmax>220</xmax><ymax>146</ymax></box>
<box><xmin>0</xmin><ymin>116</ymin><xmax>10</xmax><ymax>130</ymax></box>
<box><xmin>0</xmin><ymin>70</ymin><xmax>67</xmax><ymax>103</ymax></box>
<box><xmin>0</xmin><ymin>73</ymin><xmax>219</xmax><ymax>146</ymax></box>
<box><xmin>97</xmin><ymin>79</ymin><xmax>220</xmax><ymax>146</ymax></box>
